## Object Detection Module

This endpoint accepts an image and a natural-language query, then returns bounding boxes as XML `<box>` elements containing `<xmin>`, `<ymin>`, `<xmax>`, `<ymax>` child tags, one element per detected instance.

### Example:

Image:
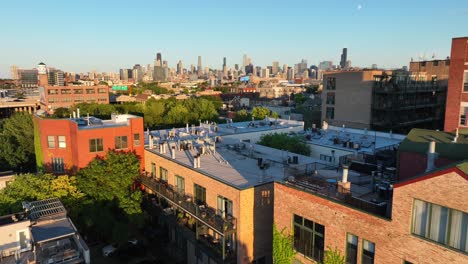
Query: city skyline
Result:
<box><xmin>1</xmin><ymin>0</ymin><xmax>467</xmax><ymax>78</ymax></box>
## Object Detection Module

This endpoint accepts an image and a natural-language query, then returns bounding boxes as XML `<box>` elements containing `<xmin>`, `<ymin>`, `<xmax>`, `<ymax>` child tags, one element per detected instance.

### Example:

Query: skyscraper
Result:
<box><xmin>272</xmin><ymin>61</ymin><xmax>279</xmax><ymax>75</ymax></box>
<box><xmin>10</xmin><ymin>65</ymin><xmax>19</xmax><ymax>80</ymax></box>
<box><xmin>223</xmin><ymin>57</ymin><xmax>227</xmax><ymax>68</ymax></box>
<box><xmin>157</xmin><ymin>52</ymin><xmax>162</xmax><ymax>64</ymax></box>
<box><xmin>242</xmin><ymin>54</ymin><xmax>248</xmax><ymax>70</ymax></box>
<box><xmin>197</xmin><ymin>56</ymin><xmax>202</xmax><ymax>73</ymax></box>
<box><xmin>340</xmin><ymin>48</ymin><xmax>347</xmax><ymax>69</ymax></box>
<box><xmin>177</xmin><ymin>60</ymin><xmax>183</xmax><ymax>74</ymax></box>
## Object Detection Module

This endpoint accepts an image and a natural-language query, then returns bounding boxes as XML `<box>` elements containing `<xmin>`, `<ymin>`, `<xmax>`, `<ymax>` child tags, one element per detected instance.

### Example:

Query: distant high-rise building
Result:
<box><xmin>296</xmin><ymin>59</ymin><xmax>308</xmax><ymax>75</ymax></box>
<box><xmin>10</xmin><ymin>65</ymin><xmax>19</xmax><ymax>80</ymax></box>
<box><xmin>245</xmin><ymin>64</ymin><xmax>254</xmax><ymax>75</ymax></box>
<box><xmin>371</xmin><ymin>64</ymin><xmax>378</xmax><ymax>70</ymax></box>
<box><xmin>223</xmin><ymin>57</ymin><xmax>227</xmax><ymax>68</ymax></box>
<box><xmin>156</xmin><ymin>52</ymin><xmax>162</xmax><ymax>67</ymax></box>
<box><xmin>340</xmin><ymin>48</ymin><xmax>347</xmax><ymax>69</ymax></box>
<box><xmin>177</xmin><ymin>60</ymin><xmax>183</xmax><ymax>74</ymax></box>
<box><xmin>234</xmin><ymin>64</ymin><xmax>239</xmax><ymax>71</ymax></box>
<box><xmin>319</xmin><ymin>61</ymin><xmax>333</xmax><ymax>70</ymax></box>
<box><xmin>283</xmin><ymin>64</ymin><xmax>288</xmax><ymax>73</ymax></box>
<box><xmin>287</xmin><ymin>68</ymin><xmax>295</xmax><ymax>80</ymax></box>
<box><xmin>153</xmin><ymin>66</ymin><xmax>167</xmax><ymax>82</ymax></box>
<box><xmin>345</xmin><ymin>60</ymin><xmax>352</xmax><ymax>69</ymax></box>
<box><xmin>272</xmin><ymin>61</ymin><xmax>279</xmax><ymax>75</ymax></box>
<box><xmin>48</xmin><ymin>69</ymin><xmax>65</xmax><ymax>86</ymax></box>
<box><xmin>197</xmin><ymin>56</ymin><xmax>202</xmax><ymax>73</ymax></box>
<box><xmin>133</xmin><ymin>64</ymin><xmax>143</xmax><ymax>82</ymax></box>
<box><xmin>119</xmin><ymin>69</ymin><xmax>132</xmax><ymax>81</ymax></box>
<box><xmin>261</xmin><ymin>68</ymin><xmax>270</xmax><ymax>78</ymax></box>
<box><xmin>242</xmin><ymin>54</ymin><xmax>248</xmax><ymax>69</ymax></box>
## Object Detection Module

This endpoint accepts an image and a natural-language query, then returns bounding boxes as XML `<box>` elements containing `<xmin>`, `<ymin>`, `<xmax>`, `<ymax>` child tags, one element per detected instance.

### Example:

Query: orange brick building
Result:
<box><xmin>34</xmin><ymin>114</ymin><xmax>144</xmax><ymax>174</ymax></box>
<box><xmin>444</xmin><ymin>37</ymin><xmax>468</xmax><ymax>132</ymax></box>
<box><xmin>274</xmin><ymin>161</ymin><xmax>468</xmax><ymax>264</ymax></box>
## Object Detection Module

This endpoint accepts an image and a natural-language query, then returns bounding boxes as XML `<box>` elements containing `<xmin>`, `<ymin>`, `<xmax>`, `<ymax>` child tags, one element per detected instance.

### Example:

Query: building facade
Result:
<box><xmin>34</xmin><ymin>114</ymin><xmax>145</xmax><ymax>174</ymax></box>
<box><xmin>39</xmin><ymin>85</ymin><xmax>109</xmax><ymax>112</ymax></box>
<box><xmin>274</xmin><ymin>161</ymin><xmax>468</xmax><ymax>264</ymax></box>
<box><xmin>445</xmin><ymin>37</ymin><xmax>468</xmax><ymax>132</ymax></box>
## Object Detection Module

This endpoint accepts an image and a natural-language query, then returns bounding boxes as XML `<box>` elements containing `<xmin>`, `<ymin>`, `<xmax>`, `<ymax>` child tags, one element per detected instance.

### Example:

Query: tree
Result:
<box><xmin>233</xmin><ymin>109</ymin><xmax>251</xmax><ymax>122</ymax></box>
<box><xmin>273</xmin><ymin>225</ymin><xmax>295</xmax><ymax>264</ymax></box>
<box><xmin>0</xmin><ymin>113</ymin><xmax>35</xmax><ymax>172</ymax></box>
<box><xmin>0</xmin><ymin>173</ymin><xmax>84</xmax><ymax>215</ymax></box>
<box><xmin>52</xmin><ymin>107</ymin><xmax>71</xmax><ymax>118</ymax></box>
<box><xmin>323</xmin><ymin>247</ymin><xmax>346</xmax><ymax>264</ymax></box>
<box><xmin>98</xmin><ymin>81</ymin><xmax>109</xmax><ymax>86</ymax></box>
<box><xmin>252</xmin><ymin>106</ymin><xmax>278</xmax><ymax>120</ymax></box>
<box><xmin>258</xmin><ymin>133</ymin><xmax>311</xmax><ymax>156</ymax></box>
<box><xmin>77</xmin><ymin>150</ymin><xmax>142</xmax><ymax>215</ymax></box>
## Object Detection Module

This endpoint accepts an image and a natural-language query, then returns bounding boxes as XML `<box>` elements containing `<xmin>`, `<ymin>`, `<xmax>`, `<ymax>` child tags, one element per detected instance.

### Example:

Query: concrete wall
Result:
<box><xmin>322</xmin><ymin>71</ymin><xmax>382</xmax><ymax>129</ymax></box>
<box><xmin>308</xmin><ymin>143</ymin><xmax>354</xmax><ymax>166</ymax></box>
<box><xmin>0</xmin><ymin>220</ymin><xmax>31</xmax><ymax>257</ymax></box>
<box><xmin>273</xmin><ymin>169</ymin><xmax>468</xmax><ymax>264</ymax></box>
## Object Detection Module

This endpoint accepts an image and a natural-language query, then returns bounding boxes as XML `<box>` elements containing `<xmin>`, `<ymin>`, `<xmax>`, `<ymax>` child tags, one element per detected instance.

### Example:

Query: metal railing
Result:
<box><xmin>139</xmin><ymin>175</ymin><xmax>236</xmax><ymax>235</ymax></box>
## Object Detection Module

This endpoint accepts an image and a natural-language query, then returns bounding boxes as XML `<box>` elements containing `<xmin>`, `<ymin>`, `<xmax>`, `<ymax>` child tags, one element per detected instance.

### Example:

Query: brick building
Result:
<box><xmin>34</xmin><ymin>114</ymin><xmax>144</xmax><ymax>174</ymax></box>
<box><xmin>445</xmin><ymin>37</ymin><xmax>468</xmax><ymax>132</ymax></box>
<box><xmin>39</xmin><ymin>85</ymin><xmax>109</xmax><ymax>113</ymax></box>
<box><xmin>139</xmin><ymin>119</ymin><xmax>306</xmax><ymax>264</ymax></box>
<box><xmin>274</xmin><ymin>160</ymin><xmax>468</xmax><ymax>264</ymax></box>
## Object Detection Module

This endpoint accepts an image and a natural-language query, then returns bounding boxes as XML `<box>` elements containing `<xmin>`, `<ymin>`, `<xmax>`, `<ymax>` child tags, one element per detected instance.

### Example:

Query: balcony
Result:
<box><xmin>139</xmin><ymin>175</ymin><xmax>236</xmax><ymax>235</ymax></box>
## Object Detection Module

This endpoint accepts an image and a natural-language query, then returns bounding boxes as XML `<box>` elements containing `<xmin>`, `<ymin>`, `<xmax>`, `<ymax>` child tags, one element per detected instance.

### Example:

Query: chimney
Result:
<box><xmin>197</xmin><ymin>156</ymin><xmax>201</xmax><ymax>168</ymax></box>
<box><xmin>77</xmin><ymin>108</ymin><xmax>80</xmax><ymax>118</ymax></box>
<box><xmin>338</xmin><ymin>165</ymin><xmax>351</xmax><ymax>193</ymax></box>
<box><xmin>149</xmin><ymin>135</ymin><xmax>154</xmax><ymax>149</ymax></box>
<box><xmin>171</xmin><ymin>145</ymin><xmax>176</xmax><ymax>159</ymax></box>
<box><xmin>453</xmin><ymin>128</ymin><xmax>459</xmax><ymax>142</ymax></box>
<box><xmin>73</xmin><ymin>111</ymin><xmax>76</xmax><ymax>119</ymax></box>
<box><xmin>426</xmin><ymin>140</ymin><xmax>438</xmax><ymax>172</ymax></box>
<box><xmin>193</xmin><ymin>155</ymin><xmax>199</xmax><ymax>168</ymax></box>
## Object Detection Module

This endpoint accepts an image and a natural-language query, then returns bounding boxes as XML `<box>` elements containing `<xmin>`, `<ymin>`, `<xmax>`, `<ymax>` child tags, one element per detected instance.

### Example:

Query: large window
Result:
<box><xmin>89</xmin><ymin>138</ymin><xmax>103</xmax><ymax>153</ymax></box>
<box><xmin>160</xmin><ymin>167</ymin><xmax>168</xmax><ymax>182</ymax></box>
<box><xmin>134</xmin><ymin>133</ymin><xmax>141</xmax><ymax>146</ymax></box>
<box><xmin>326</xmin><ymin>107</ymin><xmax>335</xmax><ymax>119</ymax></box>
<box><xmin>362</xmin><ymin>240</ymin><xmax>375</xmax><ymax>264</ymax></box>
<box><xmin>412</xmin><ymin>199</ymin><xmax>468</xmax><ymax>253</ymax></box>
<box><xmin>326</xmin><ymin>92</ymin><xmax>335</xmax><ymax>105</ymax></box>
<box><xmin>194</xmin><ymin>184</ymin><xmax>206</xmax><ymax>205</ymax></box>
<box><xmin>52</xmin><ymin>157</ymin><xmax>64</xmax><ymax>173</ymax></box>
<box><xmin>217</xmin><ymin>196</ymin><xmax>233</xmax><ymax>218</ymax></box>
<box><xmin>293</xmin><ymin>214</ymin><xmax>325</xmax><ymax>262</ymax></box>
<box><xmin>463</xmin><ymin>71</ymin><xmax>468</xmax><ymax>92</ymax></box>
<box><xmin>175</xmin><ymin>175</ymin><xmax>185</xmax><ymax>194</ymax></box>
<box><xmin>115</xmin><ymin>136</ymin><xmax>128</xmax><ymax>150</ymax></box>
<box><xmin>346</xmin><ymin>233</ymin><xmax>358</xmax><ymax>264</ymax></box>
<box><xmin>58</xmin><ymin>136</ymin><xmax>66</xmax><ymax>148</ymax></box>
<box><xmin>151</xmin><ymin>162</ymin><xmax>156</xmax><ymax>178</ymax></box>
<box><xmin>326</xmin><ymin>77</ymin><xmax>336</xmax><ymax>90</ymax></box>
<box><xmin>47</xmin><ymin>136</ymin><xmax>55</xmax><ymax>148</ymax></box>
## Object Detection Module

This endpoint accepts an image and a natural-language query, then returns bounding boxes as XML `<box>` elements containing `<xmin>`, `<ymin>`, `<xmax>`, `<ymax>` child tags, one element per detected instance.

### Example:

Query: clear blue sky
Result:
<box><xmin>1</xmin><ymin>0</ymin><xmax>467</xmax><ymax>78</ymax></box>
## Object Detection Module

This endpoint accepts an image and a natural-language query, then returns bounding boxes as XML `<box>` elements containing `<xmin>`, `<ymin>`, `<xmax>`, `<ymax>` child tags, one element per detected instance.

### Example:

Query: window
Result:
<box><xmin>134</xmin><ymin>133</ymin><xmax>141</xmax><ymax>146</ymax></box>
<box><xmin>86</xmin><ymin>89</ymin><xmax>95</xmax><ymax>94</ymax></box>
<box><xmin>58</xmin><ymin>136</ymin><xmax>66</xmax><ymax>148</ymax></box>
<box><xmin>346</xmin><ymin>234</ymin><xmax>358</xmax><ymax>264</ymax></box>
<box><xmin>175</xmin><ymin>175</ymin><xmax>185</xmax><ymax>194</ymax></box>
<box><xmin>48</xmin><ymin>89</ymin><xmax>59</xmax><ymax>95</ymax></box>
<box><xmin>115</xmin><ymin>136</ymin><xmax>128</xmax><ymax>149</ymax></box>
<box><xmin>194</xmin><ymin>184</ymin><xmax>206</xmax><ymax>205</ymax></box>
<box><xmin>61</xmin><ymin>89</ymin><xmax>71</xmax><ymax>94</ymax></box>
<box><xmin>73</xmin><ymin>89</ymin><xmax>83</xmax><ymax>94</ymax></box>
<box><xmin>420</xmin><ymin>62</ymin><xmax>426</xmax><ymax>67</ymax></box>
<box><xmin>463</xmin><ymin>71</ymin><xmax>468</xmax><ymax>92</ymax></box>
<box><xmin>326</xmin><ymin>107</ymin><xmax>335</xmax><ymax>119</ymax></box>
<box><xmin>217</xmin><ymin>196</ymin><xmax>233</xmax><ymax>218</ymax></box>
<box><xmin>98</xmin><ymin>88</ymin><xmax>107</xmax><ymax>93</ymax></box>
<box><xmin>326</xmin><ymin>92</ymin><xmax>335</xmax><ymax>105</ymax></box>
<box><xmin>98</xmin><ymin>97</ymin><xmax>107</xmax><ymax>102</ymax></box>
<box><xmin>151</xmin><ymin>162</ymin><xmax>156</xmax><ymax>178</ymax></box>
<box><xmin>47</xmin><ymin>136</ymin><xmax>56</xmax><ymax>148</ymax></box>
<box><xmin>326</xmin><ymin>77</ymin><xmax>336</xmax><ymax>90</ymax></box>
<box><xmin>320</xmin><ymin>154</ymin><xmax>335</xmax><ymax>163</ymax></box>
<box><xmin>293</xmin><ymin>214</ymin><xmax>325</xmax><ymax>262</ymax></box>
<box><xmin>412</xmin><ymin>199</ymin><xmax>468</xmax><ymax>253</ymax></box>
<box><xmin>433</xmin><ymin>61</ymin><xmax>439</xmax><ymax>66</ymax></box>
<box><xmin>362</xmin><ymin>240</ymin><xmax>375</xmax><ymax>264</ymax></box>
<box><xmin>160</xmin><ymin>167</ymin><xmax>168</xmax><ymax>182</ymax></box>
<box><xmin>61</xmin><ymin>98</ymin><xmax>72</xmax><ymax>102</ymax></box>
<box><xmin>52</xmin><ymin>157</ymin><xmax>64</xmax><ymax>173</ymax></box>
<box><xmin>89</xmin><ymin>138</ymin><xmax>103</xmax><ymax>153</ymax></box>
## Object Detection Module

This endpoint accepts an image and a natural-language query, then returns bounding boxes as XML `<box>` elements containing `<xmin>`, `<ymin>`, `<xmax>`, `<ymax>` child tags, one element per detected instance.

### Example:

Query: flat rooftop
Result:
<box><xmin>304</xmin><ymin>125</ymin><xmax>405</xmax><ymax>155</ymax></box>
<box><xmin>37</xmin><ymin>113</ymin><xmax>141</xmax><ymax>130</ymax></box>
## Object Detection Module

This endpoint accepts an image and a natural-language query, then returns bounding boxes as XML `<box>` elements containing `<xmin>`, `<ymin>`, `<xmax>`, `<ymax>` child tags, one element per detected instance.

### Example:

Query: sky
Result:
<box><xmin>1</xmin><ymin>0</ymin><xmax>467</xmax><ymax>78</ymax></box>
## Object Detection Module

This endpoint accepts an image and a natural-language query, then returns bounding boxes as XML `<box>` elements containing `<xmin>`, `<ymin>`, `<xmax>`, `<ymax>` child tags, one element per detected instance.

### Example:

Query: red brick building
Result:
<box><xmin>39</xmin><ymin>85</ymin><xmax>109</xmax><ymax>113</ymax></box>
<box><xmin>34</xmin><ymin>114</ymin><xmax>144</xmax><ymax>174</ymax></box>
<box><xmin>274</xmin><ymin>161</ymin><xmax>468</xmax><ymax>264</ymax></box>
<box><xmin>445</xmin><ymin>37</ymin><xmax>468</xmax><ymax>132</ymax></box>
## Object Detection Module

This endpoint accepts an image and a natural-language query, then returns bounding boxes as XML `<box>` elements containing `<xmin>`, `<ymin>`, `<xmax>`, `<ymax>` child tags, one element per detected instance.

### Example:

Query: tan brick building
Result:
<box><xmin>39</xmin><ymin>85</ymin><xmax>109</xmax><ymax>113</ymax></box>
<box><xmin>274</xmin><ymin>161</ymin><xmax>468</xmax><ymax>264</ymax></box>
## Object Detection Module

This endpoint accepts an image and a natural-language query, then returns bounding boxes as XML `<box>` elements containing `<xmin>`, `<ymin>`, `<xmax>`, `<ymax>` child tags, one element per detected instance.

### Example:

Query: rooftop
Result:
<box><xmin>399</xmin><ymin>128</ymin><xmax>468</xmax><ymax>160</ymax></box>
<box><xmin>37</xmin><ymin>113</ymin><xmax>142</xmax><ymax>130</ymax></box>
<box><xmin>304</xmin><ymin>125</ymin><xmax>405</xmax><ymax>155</ymax></box>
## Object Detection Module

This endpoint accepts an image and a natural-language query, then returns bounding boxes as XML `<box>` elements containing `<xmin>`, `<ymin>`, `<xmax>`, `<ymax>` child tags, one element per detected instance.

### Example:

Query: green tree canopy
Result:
<box><xmin>77</xmin><ymin>150</ymin><xmax>142</xmax><ymax>215</ymax></box>
<box><xmin>252</xmin><ymin>106</ymin><xmax>278</xmax><ymax>120</ymax></box>
<box><xmin>52</xmin><ymin>107</ymin><xmax>71</xmax><ymax>118</ymax></box>
<box><xmin>0</xmin><ymin>113</ymin><xmax>35</xmax><ymax>172</ymax></box>
<box><xmin>233</xmin><ymin>109</ymin><xmax>252</xmax><ymax>122</ymax></box>
<box><xmin>258</xmin><ymin>133</ymin><xmax>311</xmax><ymax>156</ymax></box>
<box><xmin>273</xmin><ymin>225</ymin><xmax>295</xmax><ymax>264</ymax></box>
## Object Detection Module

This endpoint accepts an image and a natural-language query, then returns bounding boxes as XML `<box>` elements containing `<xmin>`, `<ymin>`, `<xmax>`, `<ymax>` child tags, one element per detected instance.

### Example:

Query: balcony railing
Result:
<box><xmin>139</xmin><ymin>175</ymin><xmax>236</xmax><ymax>235</ymax></box>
